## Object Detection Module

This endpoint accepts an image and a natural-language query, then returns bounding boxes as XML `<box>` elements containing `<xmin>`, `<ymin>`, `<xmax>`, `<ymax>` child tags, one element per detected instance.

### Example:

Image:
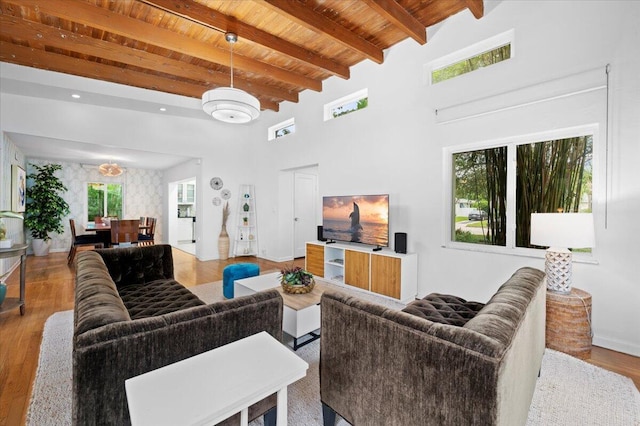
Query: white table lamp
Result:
<box><xmin>530</xmin><ymin>213</ymin><xmax>595</xmax><ymax>294</ymax></box>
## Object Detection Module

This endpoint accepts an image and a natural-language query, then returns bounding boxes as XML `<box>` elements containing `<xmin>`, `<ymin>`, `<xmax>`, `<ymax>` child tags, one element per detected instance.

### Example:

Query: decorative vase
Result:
<box><xmin>0</xmin><ymin>281</ymin><xmax>6</xmax><ymax>306</ymax></box>
<box><xmin>243</xmin><ymin>203</ymin><xmax>250</xmax><ymax>212</ymax></box>
<box><xmin>32</xmin><ymin>238</ymin><xmax>50</xmax><ymax>256</ymax></box>
<box><xmin>218</xmin><ymin>226</ymin><xmax>230</xmax><ymax>260</ymax></box>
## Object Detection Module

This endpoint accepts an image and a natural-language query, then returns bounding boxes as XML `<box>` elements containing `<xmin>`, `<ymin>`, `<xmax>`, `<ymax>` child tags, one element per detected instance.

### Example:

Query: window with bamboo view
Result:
<box><xmin>432</xmin><ymin>44</ymin><xmax>511</xmax><ymax>84</ymax></box>
<box><xmin>87</xmin><ymin>182</ymin><xmax>123</xmax><ymax>221</ymax></box>
<box><xmin>452</xmin><ymin>135</ymin><xmax>592</xmax><ymax>250</ymax></box>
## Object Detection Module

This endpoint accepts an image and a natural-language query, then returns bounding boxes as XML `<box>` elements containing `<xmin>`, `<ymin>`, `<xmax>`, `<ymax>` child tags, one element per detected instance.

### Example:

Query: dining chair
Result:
<box><xmin>138</xmin><ymin>217</ymin><xmax>156</xmax><ymax>246</ymax></box>
<box><xmin>138</xmin><ymin>217</ymin><xmax>148</xmax><ymax>234</ymax></box>
<box><xmin>68</xmin><ymin>219</ymin><xmax>104</xmax><ymax>264</ymax></box>
<box><xmin>110</xmin><ymin>219</ymin><xmax>140</xmax><ymax>247</ymax></box>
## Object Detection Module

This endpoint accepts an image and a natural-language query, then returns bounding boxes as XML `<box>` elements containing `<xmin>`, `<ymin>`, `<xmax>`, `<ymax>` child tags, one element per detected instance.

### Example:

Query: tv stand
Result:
<box><xmin>372</xmin><ymin>246</ymin><xmax>382</xmax><ymax>252</ymax></box>
<box><xmin>305</xmin><ymin>242</ymin><xmax>417</xmax><ymax>303</ymax></box>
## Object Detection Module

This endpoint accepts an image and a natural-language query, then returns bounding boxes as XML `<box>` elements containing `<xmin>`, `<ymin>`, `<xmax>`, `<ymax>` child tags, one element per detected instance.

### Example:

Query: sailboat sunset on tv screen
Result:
<box><xmin>322</xmin><ymin>194</ymin><xmax>389</xmax><ymax>248</ymax></box>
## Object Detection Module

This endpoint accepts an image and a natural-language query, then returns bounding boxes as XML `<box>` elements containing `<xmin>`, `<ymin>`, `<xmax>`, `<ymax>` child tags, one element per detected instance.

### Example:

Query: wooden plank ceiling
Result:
<box><xmin>0</xmin><ymin>0</ymin><xmax>483</xmax><ymax>112</ymax></box>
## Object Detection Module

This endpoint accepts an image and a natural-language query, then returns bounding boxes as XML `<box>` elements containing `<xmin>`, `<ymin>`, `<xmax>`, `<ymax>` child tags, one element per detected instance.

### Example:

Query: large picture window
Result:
<box><xmin>87</xmin><ymin>182</ymin><xmax>123</xmax><ymax>221</ymax></box>
<box><xmin>451</xmin><ymin>131</ymin><xmax>593</xmax><ymax>252</ymax></box>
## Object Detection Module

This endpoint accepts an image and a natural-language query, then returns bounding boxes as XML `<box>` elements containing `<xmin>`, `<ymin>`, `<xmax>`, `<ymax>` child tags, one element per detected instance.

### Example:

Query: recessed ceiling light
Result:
<box><xmin>159</xmin><ymin>107</ymin><xmax>167</xmax><ymax>112</ymax></box>
<box><xmin>71</xmin><ymin>94</ymin><xmax>81</xmax><ymax>99</ymax></box>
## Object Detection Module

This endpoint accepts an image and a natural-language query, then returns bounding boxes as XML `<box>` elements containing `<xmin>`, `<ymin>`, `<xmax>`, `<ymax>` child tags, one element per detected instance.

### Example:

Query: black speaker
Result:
<box><xmin>318</xmin><ymin>225</ymin><xmax>327</xmax><ymax>242</ymax></box>
<box><xmin>395</xmin><ymin>232</ymin><xmax>407</xmax><ymax>254</ymax></box>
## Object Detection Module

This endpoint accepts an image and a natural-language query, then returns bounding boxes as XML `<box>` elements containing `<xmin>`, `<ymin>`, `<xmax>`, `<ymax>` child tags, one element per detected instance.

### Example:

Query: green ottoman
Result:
<box><xmin>223</xmin><ymin>263</ymin><xmax>260</xmax><ymax>299</ymax></box>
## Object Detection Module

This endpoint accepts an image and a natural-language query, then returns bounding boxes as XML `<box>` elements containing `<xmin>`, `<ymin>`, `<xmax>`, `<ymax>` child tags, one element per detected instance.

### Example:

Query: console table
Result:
<box><xmin>0</xmin><ymin>243</ymin><xmax>28</xmax><ymax>316</ymax></box>
<box><xmin>546</xmin><ymin>288</ymin><xmax>592</xmax><ymax>359</ymax></box>
<box><xmin>125</xmin><ymin>331</ymin><xmax>308</xmax><ymax>426</ymax></box>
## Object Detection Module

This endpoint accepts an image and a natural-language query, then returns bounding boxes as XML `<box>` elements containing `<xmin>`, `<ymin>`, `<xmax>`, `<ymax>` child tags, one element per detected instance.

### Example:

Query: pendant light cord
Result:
<box><xmin>230</xmin><ymin>41</ymin><xmax>234</xmax><ymax>88</ymax></box>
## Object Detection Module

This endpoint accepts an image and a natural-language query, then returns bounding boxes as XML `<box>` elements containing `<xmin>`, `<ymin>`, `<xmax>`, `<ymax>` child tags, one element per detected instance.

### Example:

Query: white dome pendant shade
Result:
<box><xmin>202</xmin><ymin>87</ymin><xmax>260</xmax><ymax>124</ymax></box>
<box><xmin>202</xmin><ymin>32</ymin><xmax>260</xmax><ymax>124</ymax></box>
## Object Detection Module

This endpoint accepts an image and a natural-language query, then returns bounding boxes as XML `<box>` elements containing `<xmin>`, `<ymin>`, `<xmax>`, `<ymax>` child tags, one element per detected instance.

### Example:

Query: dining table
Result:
<box><xmin>85</xmin><ymin>222</ymin><xmax>150</xmax><ymax>248</ymax></box>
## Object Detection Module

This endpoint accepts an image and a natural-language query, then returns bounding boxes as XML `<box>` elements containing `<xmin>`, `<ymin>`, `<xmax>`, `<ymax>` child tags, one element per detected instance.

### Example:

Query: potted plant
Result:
<box><xmin>280</xmin><ymin>265</ymin><xmax>315</xmax><ymax>294</ymax></box>
<box><xmin>24</xmin><ymin>164</ymin><xmax>70</xmax><ymax>256</ymax></box>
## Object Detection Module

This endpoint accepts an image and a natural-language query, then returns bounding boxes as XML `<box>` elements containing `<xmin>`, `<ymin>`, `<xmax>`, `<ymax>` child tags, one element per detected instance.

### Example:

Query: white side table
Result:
<box><xmin>125</xmin><ymin>331</ymin><xmax>308</xmax><ymax>426</ymax></box>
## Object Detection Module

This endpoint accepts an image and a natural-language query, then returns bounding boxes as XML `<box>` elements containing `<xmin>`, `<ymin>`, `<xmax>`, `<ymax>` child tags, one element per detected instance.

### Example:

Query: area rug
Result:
<box><xmin>27</xmin><ymin>287</ymin><xmax>640</xmax><ymax>425</ymax></box>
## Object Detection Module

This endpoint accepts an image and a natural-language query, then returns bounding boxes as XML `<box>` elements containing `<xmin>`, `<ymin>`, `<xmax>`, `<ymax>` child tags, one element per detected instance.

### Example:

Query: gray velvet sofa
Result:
<box><xmin>73</xmin><ymin>244</ymin><xmax>283</xmax><ymax>426</ymax></box>
<box><xmin>320</xmin><ymin>267</ymin><xmax>546</xmax><ymax>426</ymax></box>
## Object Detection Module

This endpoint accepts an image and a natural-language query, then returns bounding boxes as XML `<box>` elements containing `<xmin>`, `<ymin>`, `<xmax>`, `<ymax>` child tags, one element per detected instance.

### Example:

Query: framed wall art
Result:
<box><xmin>12</xmin><ymin>165</ymin><xmax>26</xmax><ymax>212</ymax></box>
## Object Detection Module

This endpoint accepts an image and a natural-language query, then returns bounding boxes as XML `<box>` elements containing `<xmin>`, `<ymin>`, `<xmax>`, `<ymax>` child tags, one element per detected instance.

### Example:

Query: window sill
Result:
<box><xmin>442</xmin><ymin>242</ymin><xmax>599</xmax><ymax>265</ymax></box>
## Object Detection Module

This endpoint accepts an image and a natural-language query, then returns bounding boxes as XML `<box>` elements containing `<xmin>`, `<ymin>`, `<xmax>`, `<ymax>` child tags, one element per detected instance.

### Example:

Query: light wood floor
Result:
<box><xmin>0</xmin><ymin>248</ymin><xmax>638</xmax><ymax>426</ymax></box>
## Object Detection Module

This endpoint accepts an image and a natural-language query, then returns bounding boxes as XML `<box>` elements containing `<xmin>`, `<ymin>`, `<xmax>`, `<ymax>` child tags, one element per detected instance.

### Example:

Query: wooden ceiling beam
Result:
<box><xmin>9</xmin><ymin>0</ymin><xmax>321</xmax><ymax>92</ymax></box>
<box><xmin>362</xmin><ymin>0</ymin><xmax>427</xmax><ymax>45</ymax></box>
<box><xmin>140</xmin><ymin>0</ymin><xmax>350</xmax><ymax>80</ymax></box>
<box><xmin>261</xmin><ymin>0</ymin><xmax>384</xmax><ymax>64</ymax></box>
<box><xmin>0</xmin><ymin>42</ymin><xmax>200</xmax><ymax>103</ymax></box>
<box><xmin>0</xmin><ymin>14</ymin><xmax>298</xmax><ymax>104</ymax></box>
<box><xmin>0</xmin><ymin>41</ymin><xmax>280</xmax><ymax>112</ymax></box>
<box><xmin>464</xmin><ymin>0</ymin><xmax>484</xmax><ymax>19</ymax></box>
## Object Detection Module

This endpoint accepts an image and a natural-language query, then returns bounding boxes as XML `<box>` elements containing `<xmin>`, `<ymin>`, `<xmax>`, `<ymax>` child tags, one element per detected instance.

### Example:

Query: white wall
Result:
<box><xmin>250</xmin><ymin>0</ymin><xmax>640</xmax><ymax>355</ymax></box>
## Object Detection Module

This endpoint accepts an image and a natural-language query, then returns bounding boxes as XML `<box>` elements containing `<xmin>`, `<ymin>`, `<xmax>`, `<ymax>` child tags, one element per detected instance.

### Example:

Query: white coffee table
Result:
<box><xmin>125</xmin><ymin>331</ymin><xmax>308</xmax><ymax>426</ymax></box>
<box><xmin>235</xmin><ymin>272</ymin><xmax>326</xmax><ymax>350</ymax></box>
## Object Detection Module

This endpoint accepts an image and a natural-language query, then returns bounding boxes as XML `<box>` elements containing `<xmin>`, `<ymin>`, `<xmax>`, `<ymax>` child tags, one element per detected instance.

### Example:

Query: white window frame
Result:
<box><xmin>268</xmin><ymin>117</ymin><xmax>296</xmax><ymax>141</ymax></box>
<box><xmin>427</xmin><ymin>29</ymin><xmax>515</xmax><ymax>85</ymax></box>
<box><xmin>323</xmin><ymin>88</ymin><xmax>368</xmax><ymax>121</ymax></box>
<box><xmin>442</xmin><ymin>124</ymin><xmax>598</xmax><ymax>263</ymax></box>
<box><xmin>86</xmin><ymin>181</ymin><xmax>124</xmax><ymax>222</ymax></box>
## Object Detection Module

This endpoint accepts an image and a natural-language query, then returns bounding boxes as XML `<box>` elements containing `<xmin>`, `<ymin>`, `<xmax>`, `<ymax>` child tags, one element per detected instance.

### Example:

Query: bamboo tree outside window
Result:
<box><xmin>452</xmin><ymin>135</ymin><xmax>592</xmax><ymax>250</ymax></box>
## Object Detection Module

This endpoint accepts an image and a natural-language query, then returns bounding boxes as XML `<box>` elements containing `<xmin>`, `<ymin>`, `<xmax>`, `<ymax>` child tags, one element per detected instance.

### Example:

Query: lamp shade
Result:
<box><xmin>99</xmin><ymin>162</ymin><xmax>123</xmax><ymax>177</ymax></box>
<box><xmin>202</xmin><ymin>87</ymin><xmax>260</xmax><ymax>124</ymax></box>
<box><xmin>530</xmin><ymin>213</ymin><xmax>595</xmax><ymax>248</ymax></box>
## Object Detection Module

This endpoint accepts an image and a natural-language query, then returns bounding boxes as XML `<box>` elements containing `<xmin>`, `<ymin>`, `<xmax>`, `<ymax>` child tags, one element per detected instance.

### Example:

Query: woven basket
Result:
<box><xmin>281</xmin><ymin>279</ymin><xmax>315</xmax><ymax>294</ymax></box>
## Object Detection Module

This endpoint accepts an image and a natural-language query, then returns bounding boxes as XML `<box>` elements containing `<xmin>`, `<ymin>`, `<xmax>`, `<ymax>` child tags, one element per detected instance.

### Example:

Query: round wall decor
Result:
<box><xmin>210</xmin><ymin>177</ymin><xmax>223</xmax><ymax>190</ymax></box>
<box><xmin>212</xmin><ymin>197</ymin><xmax>222</xmax><ymax>206</ymax></box>
<box><xmin>221</xmin><ymin>189</ymin><xmax>232</xmax><ymax>200</ymax></box>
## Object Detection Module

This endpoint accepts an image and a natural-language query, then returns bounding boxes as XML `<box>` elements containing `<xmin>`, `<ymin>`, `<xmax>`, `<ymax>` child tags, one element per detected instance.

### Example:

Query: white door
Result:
<box><xmin>293</xmin><ymin>172</ymin><xmax>318</xmax><ymax>258</ymax></box>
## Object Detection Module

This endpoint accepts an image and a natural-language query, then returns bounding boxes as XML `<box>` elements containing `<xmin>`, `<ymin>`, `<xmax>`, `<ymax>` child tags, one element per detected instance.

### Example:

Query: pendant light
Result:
<box><xmin>98</xmin><ymin>162</ymin><xmax>123</xmax><ymax>177</ymax></box>
<box><xmin>202</xmin><ymin>33</ymin><xmax>260</xmax><ymax>124</ymax></box>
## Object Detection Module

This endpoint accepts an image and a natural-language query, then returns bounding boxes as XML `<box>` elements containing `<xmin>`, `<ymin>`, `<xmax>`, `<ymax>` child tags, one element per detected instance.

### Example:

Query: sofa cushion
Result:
<box><xmin>402</xmin><ymin>293</ymin><xmax>485</xmax><ymax>326</ymax></box>
<box><xmin>75</xmin><ymin>251</ymin><xmax>131</xmax><ymax>335</ymax></box>
<box><xmin>118</xmin><ymin>279</ymin><xmax>205</xmax><ymax>319</ymax></box>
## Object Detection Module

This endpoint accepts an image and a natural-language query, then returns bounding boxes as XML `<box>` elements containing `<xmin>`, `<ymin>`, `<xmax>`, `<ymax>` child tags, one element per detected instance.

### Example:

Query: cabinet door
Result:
<box><xmin>371</xmin><ymin>255</ymin><xmax>401</xmax><ymax>299</ymax></box>
<box><xmin>345</xmin><ymin>250</ymin><xmax>369</xmax><ymax>290</ymax></box>
<box><xmin>306</xmin><ymin>244</ymin><xmax>324</xmax><ymax>277</ymax></box>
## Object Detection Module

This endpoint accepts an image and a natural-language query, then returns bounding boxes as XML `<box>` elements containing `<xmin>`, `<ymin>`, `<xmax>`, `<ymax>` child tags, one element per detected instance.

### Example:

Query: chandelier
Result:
<box><xmin>202</xmin><ymin>33</ymin><xmax>260</xmax><ymax>124</ymax></box>
<box><xmin>98</xmin><ymin>162</ymin><xmax>123</xmax><ymax>177</ymax></box>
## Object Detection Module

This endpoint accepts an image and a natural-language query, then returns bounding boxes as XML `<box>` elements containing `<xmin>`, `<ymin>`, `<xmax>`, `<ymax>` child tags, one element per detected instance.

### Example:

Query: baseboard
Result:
<box><xmin>593</xmin><ymin>336</ymin><xmax>640</xmax><ymax>357</ymax></box>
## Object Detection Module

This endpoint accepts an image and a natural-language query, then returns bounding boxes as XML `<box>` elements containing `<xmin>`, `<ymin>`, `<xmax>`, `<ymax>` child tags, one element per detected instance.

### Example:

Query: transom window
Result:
<box><xmin>449</xmin><ymin>129</ymin><xmax>593</xmax><ymax>253</ymax></box>
<box><xmin>324</xmin><ymin>88</ymin><xmax>368</xmax><ymax>121</ymax></box>
<box><xmin>429</xmin><ymin>29</ymin><xmax>514</xmax><ymax>84</ymax></box>
<box><xmin>268</xmin><ymin>118</ymin><xmax>296</xmax><ymax>141</ymax></box>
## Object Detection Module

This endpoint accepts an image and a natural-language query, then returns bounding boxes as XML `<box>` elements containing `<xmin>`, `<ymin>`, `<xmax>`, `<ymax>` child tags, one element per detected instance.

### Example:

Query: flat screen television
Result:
<box><xmin>322</xmin><ymin>194</ymin><xmax>389</xmax><ymax>248</ymax></box>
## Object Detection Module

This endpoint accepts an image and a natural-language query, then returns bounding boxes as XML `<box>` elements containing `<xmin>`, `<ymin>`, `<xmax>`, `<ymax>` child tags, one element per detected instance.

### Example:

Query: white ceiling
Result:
<box><xmin>1</xmin><ymin>63</ymin><xmax>206</xmax><ymax>170</ymax></box>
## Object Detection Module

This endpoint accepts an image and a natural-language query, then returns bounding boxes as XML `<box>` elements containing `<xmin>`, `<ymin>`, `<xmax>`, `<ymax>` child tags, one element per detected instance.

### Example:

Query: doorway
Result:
<box><xmin>293</xmin><ymin>168</ymin><xmax>319</xmax><ymax>258</ymax></box>
<box><xmin>168</xmin><ymin>177</ymin><xmax>197</xmax><ymax>255</ymax></box>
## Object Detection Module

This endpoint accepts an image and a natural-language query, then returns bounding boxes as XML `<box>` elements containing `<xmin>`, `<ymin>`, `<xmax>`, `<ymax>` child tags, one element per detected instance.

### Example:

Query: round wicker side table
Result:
<box><xmin>545</xmin><ymin>287</ymin><xmax>592</xmax><ymax>359</ymax></box>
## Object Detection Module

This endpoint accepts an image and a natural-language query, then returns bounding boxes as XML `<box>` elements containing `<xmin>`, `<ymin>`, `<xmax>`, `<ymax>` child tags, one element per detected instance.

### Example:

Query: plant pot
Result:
<box><xmin>0</xmin><ymin>282</ymin><xmax>6</xmax><ymax>306</ymax></box>
<box><xmin>0</xmin><ymin>239</ymin><xmax>12</xmax><ymax>249</ymax></box>
<box><xmin>32</xmin><ymin>238</ymin><xmax>51</xmax><ymax>256</ymax></box>
<box><xmin>281</xmin><ymin>280</ymin><xmax>315</xmax><ymax>294</ymax></box>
